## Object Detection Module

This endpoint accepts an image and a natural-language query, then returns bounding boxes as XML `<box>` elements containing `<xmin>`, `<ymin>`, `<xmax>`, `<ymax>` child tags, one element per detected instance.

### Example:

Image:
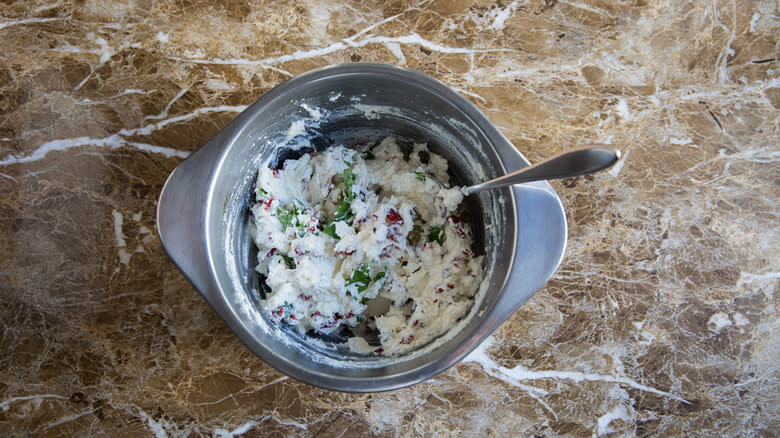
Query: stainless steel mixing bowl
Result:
<box><xmin>157</xmin><ymin>64</ymin><xmax>567</xmax><ymax>392</ymax></box>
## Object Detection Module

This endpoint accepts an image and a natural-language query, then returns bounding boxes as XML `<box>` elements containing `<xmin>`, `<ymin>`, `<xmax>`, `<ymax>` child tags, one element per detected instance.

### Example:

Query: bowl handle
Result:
<box><xmin>156</xmin><ymin>132</ymin><xmax>228</xmax><ymax>307</ymax></box>
<box><xmin>492</xmin><ymin>181</ymin><xmax>568</xmax><ymax>320</ymax></box>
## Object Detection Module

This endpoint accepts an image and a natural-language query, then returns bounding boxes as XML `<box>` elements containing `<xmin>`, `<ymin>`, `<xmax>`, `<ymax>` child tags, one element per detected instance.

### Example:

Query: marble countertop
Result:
<box><xmin>1</xmin><ymin>0</ymin><xmax>778</xmax><ymax>436</ymax></box>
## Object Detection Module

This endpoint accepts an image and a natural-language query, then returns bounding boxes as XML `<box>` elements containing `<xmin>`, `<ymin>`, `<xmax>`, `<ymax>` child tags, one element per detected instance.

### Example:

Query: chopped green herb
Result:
<box><xmin>281</xmin><ymin>254</ymin><xmax>296</xmax><ymax>269</ymax></box>
<box><xmin>427</xmin><ymin>225</ymin><xmax>445</xmax><ymax>245</ymax></box>
<box><xmin>283</xmin><ymin>301</ymin><xmax>293</xmax><ymax>310</ymax></box>
<box><xmin>356</xmin><ymin>315</ymin><xmax>365</xmax><ymax>323</ymax></box>
<box><xmin>323</xmin><ymin>222</ymin><xmax>338</xmax><ymax>239</ymax></box>
<box><xmin>322</xmin><ymin>198</ymin><xmax>354</xmax><ymax>240</ymax></box>
<box><xmin>343</xmin><ymin>167</ymin><xmax>356</xmax><ymax>201</ymax></box>
<box><xmin>361</xmin><ymin>149</ymin><xmax>375</xmax><ymax>160</ymax></box>
<box><xmin>257</xmin><ymin>187</ymin><xmax>268</xmax><ymax>197</ymax></box>
<box><xmin>296</xmin><ymin>218</ymin><xmax>308</xmax><ymax>236</ymax></box>
<box><xmin>347</xmin><ymin>265</ymin><xmax>386</xmax><ymax>302</ymax></box>
<box><xmin>413</xmin><ymin>266</ymin><xmax>422</xmax><ymax>273</ymax></box>
<box><xmin>277</xmin><ymin>201</ymin><xmax>312</xmax><ymax>236</ymax></box>
<box><xmin>289</xmin><ymin>199</ymin><xmax>304</xmax><ymax>217</ymax></box>
<box><xmin>414</xmin><ymin>171</ymin><xmax>427</xmax><ymax>182</ymax></box>
<box><xmin>334</xmin><ymin>199</ymin><xmax>353</xmax><ymax>223</ymax></box>
<box><xmin>277</xmin><ymin>207</ymin><xmax>294</xmax><ymax>229</ymax></box>
<box><xmin>347</xmin><ymin>264</ymin><xmax>372</xmax><ymax>293</ymax></box>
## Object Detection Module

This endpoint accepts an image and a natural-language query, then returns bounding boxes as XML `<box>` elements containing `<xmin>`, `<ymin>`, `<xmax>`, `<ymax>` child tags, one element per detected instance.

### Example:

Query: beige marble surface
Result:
<box><xmin>1</xmin><ymin>0</ymin><xmax>778</xmax><ymax>436</ymax></box>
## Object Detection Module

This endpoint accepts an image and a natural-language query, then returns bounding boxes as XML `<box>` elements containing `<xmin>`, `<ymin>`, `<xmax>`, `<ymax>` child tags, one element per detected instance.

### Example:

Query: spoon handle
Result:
<box><xmin>464</xmin><ymin>144</ymin><xmax>621</xmax><ymax>195</ymax></box>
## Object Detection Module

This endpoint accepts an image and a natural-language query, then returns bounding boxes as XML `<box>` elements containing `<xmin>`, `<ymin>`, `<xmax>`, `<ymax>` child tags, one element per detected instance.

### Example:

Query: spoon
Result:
<box><xmin>461</xmin><ymin>144</ymin><xmax>621</xmax><ymax>195</ymax></box>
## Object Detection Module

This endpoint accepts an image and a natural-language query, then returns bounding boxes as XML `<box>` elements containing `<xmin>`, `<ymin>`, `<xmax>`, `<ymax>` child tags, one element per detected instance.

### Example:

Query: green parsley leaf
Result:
<box><xmin>374</xmin><ymin>271</ymin><xmax>386</xmax><ymax>282</ymax></box>
<box><xmin>296</xmin><ymin>219</ymin><xmax>307</xmax><ymax>236</ymax></box>
<box><xmin>283</xmin><ymin>301</ymin><xmax>294</xmax><ymax>310</ymax></box>
<box><xmin>322</xmin><ymin>198</ymin><xmax>354</xmax><ymax>240</ymax></box>
<box><xmin>281</xmin><ymin>254</ymin><xmax>296</xmax><ymax>269</ymax></box>
<box><xmin>343</xmin><ymin>167</ymin><xmax>356</xmax><ymax>201</ymax></box>
<box><xmin>323</xmin><ymin>222</ymin><xmax>338</xmax><ymax>239</ymax></box>
<box><xmin>257</xmin><ymin>187</ymin><xmax>268</xmax><ymax>197</ymax></box>
<box><xmin>277</xmin><ymin>207</ymin><xmax>294</xmax><ymax>229</ymax></box>
<box><xmin>427</xmin><ymin>225</ymin><xmax>445</xmax><ymax>245</ymax></box>
<box><xmin>414</xmin><ymin>171</ymin><xmax>427</xmax><ymax>182</ymax></box>
<box><xmin>347</xmin><ymin>264</ymin><xmax>372</xmax><ymax>293</ymax></box>
<box><xmin>361</xmin><ymin>149</ymin><xmax>375</xmax><ymax>160</ymax></box>
<box><xmin>334</xmin><ymin>199</ymin><xmax>353</xmax><ymax>223</ymax></box>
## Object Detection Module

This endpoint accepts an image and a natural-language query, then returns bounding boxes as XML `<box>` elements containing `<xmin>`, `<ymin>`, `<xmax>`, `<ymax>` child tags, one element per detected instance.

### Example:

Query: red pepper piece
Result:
<box><xmin>385</xmin><ymin>208</ymin><xmax>403</xmax><ymax>224</ymax></box>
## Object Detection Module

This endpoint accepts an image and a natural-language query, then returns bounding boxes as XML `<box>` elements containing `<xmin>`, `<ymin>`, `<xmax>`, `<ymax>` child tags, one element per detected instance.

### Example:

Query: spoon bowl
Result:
<box><xmin>463</xmin><ymin>145</ymin><xmax>621</xmax><ymax>195</ymax></box>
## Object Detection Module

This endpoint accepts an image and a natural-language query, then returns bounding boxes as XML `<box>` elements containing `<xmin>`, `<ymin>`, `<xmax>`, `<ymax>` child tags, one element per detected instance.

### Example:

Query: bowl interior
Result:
<box><xmin>207</xmin><ymin>67</ymin><xmax>517</xmax><ymax>389</ymax></box>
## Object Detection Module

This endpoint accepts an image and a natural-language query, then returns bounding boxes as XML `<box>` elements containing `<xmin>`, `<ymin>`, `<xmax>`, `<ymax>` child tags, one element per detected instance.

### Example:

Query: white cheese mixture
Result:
<box><xmin>249</xmin><ymin>137</ymin><xmax>483</xmax><ymax>355</ymax></box>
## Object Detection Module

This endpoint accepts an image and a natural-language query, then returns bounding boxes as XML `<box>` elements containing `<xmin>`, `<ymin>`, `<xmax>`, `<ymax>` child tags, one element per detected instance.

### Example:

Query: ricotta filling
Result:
<box><xmin>249</xmin><ymin>137</ymin><xmax>482</xmax><ymax>355</ymax></box>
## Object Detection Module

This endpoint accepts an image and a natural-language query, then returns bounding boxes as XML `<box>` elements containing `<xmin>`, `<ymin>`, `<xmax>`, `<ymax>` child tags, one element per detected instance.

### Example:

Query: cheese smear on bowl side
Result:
<box><xmin>248</xmin><ymin>137</ymin><xmax>483</xmax><ymax>356</ymax></box>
